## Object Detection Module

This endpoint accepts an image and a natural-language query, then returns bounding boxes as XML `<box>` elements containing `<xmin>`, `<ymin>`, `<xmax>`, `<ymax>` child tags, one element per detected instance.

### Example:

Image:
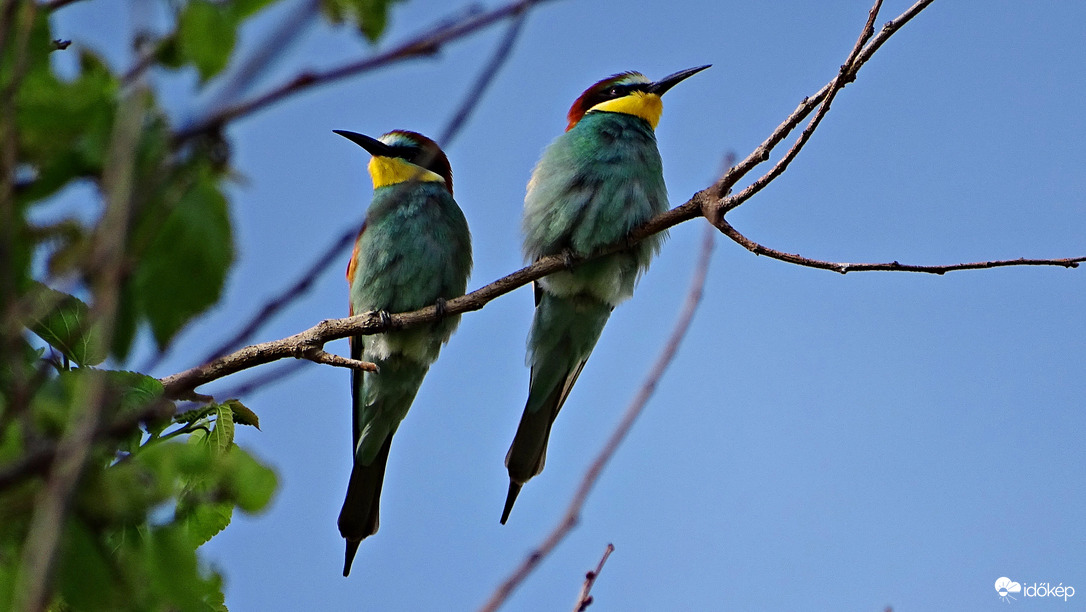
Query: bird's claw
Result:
<box><xmin>378</xmin><ymin>310</ymin><xmax>393</xmax><ymax>329</ymax></box>
<box><xmin>434</xmin><ymin>297</ymin><xmax>448</xmax><ymax>318</ymax></box>
<box><xmin>561</xmin><ymin>248</ymin><xmax>577</xmax><ymax>270</ymax></box>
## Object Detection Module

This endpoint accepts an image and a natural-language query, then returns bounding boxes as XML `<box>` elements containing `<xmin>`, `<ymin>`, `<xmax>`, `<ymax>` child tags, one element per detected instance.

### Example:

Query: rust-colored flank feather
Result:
<box><xmin>346</xmin><ymin>222</ymin><xmax>365</xmax><ymax>301</ymax></box>
<box><xmin>565</xmin><ymin>72</ymin><xmax>645</xmax><ymax>131</ymax></box>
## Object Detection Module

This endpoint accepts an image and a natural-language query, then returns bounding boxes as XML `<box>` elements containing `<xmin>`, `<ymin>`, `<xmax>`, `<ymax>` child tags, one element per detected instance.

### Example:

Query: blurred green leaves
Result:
<box><xmin>323</xmin><ymin>0</ymin><xmax>406</xmax><ymax>42</ymax></box>
<box><xmin>130</xmin><ymin>170</ymin><xmax>235</xmax><ymax>349</ymax></box>
<box><xmin>158</xmin><ymin>0</ymin><xmax>278</xmax><ymax>82</ymax></box>
<box><xmin>25</xmin><ymin>283</ymin><xmax>107</xmax><ymax>367</ymax></box>
<box><xmin>1</xmin><ymin>0</ymin><xmax>409</xmax><ymax>608</ymax></box>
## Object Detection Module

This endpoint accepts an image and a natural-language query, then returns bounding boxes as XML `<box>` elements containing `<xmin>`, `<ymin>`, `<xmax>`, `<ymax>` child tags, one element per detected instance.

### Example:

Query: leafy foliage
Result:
<box><xmin>0</xmin><ymin>0</ymin><xmax>393</xmax><ymax>608</ymax></box>
<box><xmin>25</xmin><ymin>283</ymin><xmax>106</xmax><ymax>367</ymax></box>
<box><xmin>323</xmin><ymin>0</ymin><xmax>406</xmax><ymax>42</ymax></box>
<box><xmin>158</xmin><ymin>0</ymin><xmax>278</xmax><ymax>83</ymax></box>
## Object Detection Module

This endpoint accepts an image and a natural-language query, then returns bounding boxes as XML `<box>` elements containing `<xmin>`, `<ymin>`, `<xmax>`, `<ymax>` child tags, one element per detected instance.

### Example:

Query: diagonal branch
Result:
<box><xmin>708</xmin><ymin>0</ymin><xmax>885</xmax><ymax>224</ymax></box>
<box><xmin>156</xmin><ymin>0</ymin><xmax>1082</xmax><ymax>402</ymax></box>
<box><xmin>477</xmin><ymin>225</ymin><xmax>715</xmax><ymax>612</ymax></box>
<box><xmin>694</xmin><ymin>0</ymin><xmax>936</xmax><ymax>226</ymax></box>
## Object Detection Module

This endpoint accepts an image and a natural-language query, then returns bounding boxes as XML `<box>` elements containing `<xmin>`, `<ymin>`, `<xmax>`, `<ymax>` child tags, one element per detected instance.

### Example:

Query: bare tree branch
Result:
<box><xmin>701</xmin><ymin>0</ymin><xmax>936</xmax><ymax>225</ymax></box>
<box><xmin>717</xmin><ymin>217</ymin><xmax>1084</xmax><ymax>274</ymax></box>
<box><xmin>477</xmin><ymin>225</ymin><xmax>716</xmax><ymax>612</ymax></box>
<box><xmin>437</xmin><ymin>6</ymin><xmax>527</xmax><ymax>145</ymax></box>
<box><xmin>156</xmin><ymin>0</ymin><xmax>1082</xmax><ymax>401</ymax></box>
<box><xmin>572</xmin><ymin>543</ymin><xmax>615</xmax><ymax>612</ymax></box>
<box><xmin>708</xmin><ymin>0</ymin><xmax>884</xmax><ymax>224</ymax></box>
<box><xmin>218</xmin><ymin>359</ymin><xmax>309</xmax><ymax>400</ymax></box>
<box><xmin>302</xmin><ymin>348</ymin><xmax>376</xmax><ymax>371</ymax></box>
<box><xmin>160</xmin><ymin>248</ymin><xmax>574</xmax><ymax>398</ymax></box>
<box><xmin>172</xmin><ymin>0</ymin><xmax>558</xmax><ymax>144</ymax></box>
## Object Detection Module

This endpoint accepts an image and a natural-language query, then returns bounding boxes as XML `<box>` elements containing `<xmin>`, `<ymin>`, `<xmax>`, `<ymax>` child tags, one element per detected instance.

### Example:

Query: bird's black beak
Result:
<box><xmin>647</xmin><ymin>64</ymin><xmax>711</xmax><ymax>95</ymax></box>
<box><xmin>333</xmin><ymin>129</ymin><xmax>396</xmax><ymax>158</ymax></box>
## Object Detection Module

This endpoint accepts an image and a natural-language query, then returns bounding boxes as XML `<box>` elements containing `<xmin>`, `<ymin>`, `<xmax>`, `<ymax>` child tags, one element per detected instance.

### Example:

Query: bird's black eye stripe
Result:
<box><xmin>586</xmin><ymin>83</ymin><xmax>639</xmax><ymax>109</ymax></box>
<box><xmin>390</xmin><ymin>145</ymin><xmax>420</xmax><ymax>163</ymax></box>
<box><xmin>390</xmin><ymin>145</ymin><xmax>445</xmax><ymax>174</ymax></box>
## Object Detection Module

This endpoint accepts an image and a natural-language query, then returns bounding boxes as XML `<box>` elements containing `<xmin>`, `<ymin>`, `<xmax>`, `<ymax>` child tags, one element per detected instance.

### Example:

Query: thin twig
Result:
<box><xmin>217</xmin><ymin>359</ymin><xmax>308</xmax><ymax>399</ymax></box>
<box><xmin>437</xmin><ymin>6</ymin><xmax>528</xmax><ymax>145</ymax></box>
<box><xmin>694</xmin><ymin>0</ymin><xmax>936</xmax><ymax>226</ymax></box>
<box><xmin>197</xmin><ymin>220</ymin><xmax>360</xmax><ymax>364</ymax></box>
<box><xmin>301</xmin><ymin>348</ymin><xmax>376</xmax><ymax>371</ymax></box>
<box><xmin>198</xmin><ymin>0</ymin><xmax>321</xmax><ymax>119</ymax></box>
<box><xmin>717</xmin><ymin>218</ymin><xmax>1084</xmax><ymax>274</ymax></box>
<box><xmin>708</xmin><ymin>0</ymin><xmax>884</xmax><ymax>224</ymax></box>
<box><xmin>173</xmin><ymin>0</ymin><xmax>556</xmax><ymax>144</ymax></box>
<box><xmin>478</xmin><ymin>226</ymin><xmax>716</xmax><ymax>612</ymax></box>
<box><xmin>572</xmin><ymin>543</ymin><xmax>615</xmax><ymax>612</ymax></box>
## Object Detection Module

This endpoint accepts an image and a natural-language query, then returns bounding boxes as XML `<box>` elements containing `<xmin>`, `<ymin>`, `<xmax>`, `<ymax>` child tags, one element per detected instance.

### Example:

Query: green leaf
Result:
<box><xmin>77</xmin><ymin>458</ymin><xmax>170</xmax><ymax>528</ymax></box>
<box><xmin>158</xmin><ymin>0</ymin><xmax>275</xmax><ymax>78</ymax></box>
<box><xmin>182</xmin><ymin>501</ymin><xmax>233</xmax><ymax>548</ymax></box>
<box><xmin>145</xmin><ymin>525</ymin><xmax>221</xmax><ymax>611</ymax></box>
<box><xmin>232</xmin><ymin>0</ymin><xmax>278</xmax><ymax>20</ymax></box>
<box><xmin>110</xmin><ymin>278</ymin><xmax>140</xmax><ymax>361</ymax></box>
<box><xmin>0</xmin><ymin>421</ymin><xmax>23</xmax><ymax>466</ymax></box>
<box><xmin>25</xmin><ymin>282</ymin><xmax>107</xmax><ymax>366</ymax></box>
<box><xmin>0</xmin><ymin>542</ymin><xmax>15</xmax><ymax>611</ymax></box>
<box><xmin>56</xmin><ymin>519</ymin><xmax>123</xmax><ymax>611</ymax></box>
<box><xmin>133</xmin><ymin>175</ymin><xmax>234</xmax><ymax>348</ymax></box>
<box><xmin>224</xmin><ymin>447</ymin><xmax>277</xmax><ymax>513</ymax></box>
<box><xmin>322</xmin><ymin>0</ymin><xmax>405</xmax><ymax>43</ymax></box>
<box><xmin>224</xmin><ymin>398</ymin><xmax>260</xmax><ymax>429</ymax></box>
<box><xmin>177</xmin><ymin>1</ymin><xmax>237</xmax><ymax>83</ymax></box>
<box><xmin>108</xmin><ymin>370</ymin><xmax>166</xmax><ymax>413</ymax></box>
<box><xmin>208</xmin><ymin>403</ymin><xmax>235</xmax><ymax>454</ymax></box>
<box><xmin>16</xmin><ymin>49</ymin><xmax>117</xmax><ymax>203</ymax></box>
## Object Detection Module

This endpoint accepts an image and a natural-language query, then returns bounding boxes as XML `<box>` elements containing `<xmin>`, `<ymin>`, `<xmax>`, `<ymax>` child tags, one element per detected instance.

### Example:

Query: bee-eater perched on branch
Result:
<box><xmin>501</xmin><ymin>65</ymin><xmax>710</xmax><ymax>524</ymax></box>
<box><xmin>334</xmin><ymin>129</ymin><xmax>472</xmax><ymax>576</ymax></box>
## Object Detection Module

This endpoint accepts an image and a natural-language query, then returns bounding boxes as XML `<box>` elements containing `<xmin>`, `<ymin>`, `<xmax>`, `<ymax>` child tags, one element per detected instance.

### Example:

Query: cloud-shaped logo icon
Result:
<box><xmin>996</xmin><ymin>577</ymin><xmax>1022</xmax><ymax>602</ymax></box>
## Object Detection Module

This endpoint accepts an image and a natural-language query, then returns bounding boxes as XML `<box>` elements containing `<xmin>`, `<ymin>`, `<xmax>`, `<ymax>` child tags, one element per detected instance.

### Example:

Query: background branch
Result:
<box><xmin>172</xmin><ymin>0</ymin><xmax>555</xmax><ymax>144</ymax></box>
<box><xmin>477</xmin><ymin>225</ymin><xmax>715</xmax><ymax>612</ymax></box>
<box><xmin>572</xmin><ymin>543</ymin><xmax>615</xmax><ymax>612</ymax></box>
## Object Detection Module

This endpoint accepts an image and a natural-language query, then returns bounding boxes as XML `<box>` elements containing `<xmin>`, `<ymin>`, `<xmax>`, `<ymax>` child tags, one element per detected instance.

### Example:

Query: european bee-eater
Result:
<box><xmin>334</xmin><ymin>129</ymin><xmax>472</xmax><ymax>576</ymax></box>
<box><xmin>501</xmin><ymin>65</ymin><xmax>710</xmax><ymax>523</ymax></box>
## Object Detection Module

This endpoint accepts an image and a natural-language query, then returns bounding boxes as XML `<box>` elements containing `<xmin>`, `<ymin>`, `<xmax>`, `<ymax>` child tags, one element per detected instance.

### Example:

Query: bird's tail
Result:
<box><xmin>338</xmin><ymin>434</ymin><xmax>393</xmax><ymax>576</ymax></box>
<box><xmin>501</xmin><ymin>379</ymin><xmax>567</xmax><ymax>524</ymax></box>
<box><xmin>502</xmin><ymin>291</ymin><xmax>610</xmax><ymax>523</ymax></box>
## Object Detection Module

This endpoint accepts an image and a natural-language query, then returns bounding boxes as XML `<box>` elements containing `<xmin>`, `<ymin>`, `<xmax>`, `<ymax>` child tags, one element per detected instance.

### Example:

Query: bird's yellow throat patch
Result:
<box><xmin>588</xmin><ymin>91</ymin><xmax>663</xmax><ymax>129</ymax></box>
<box><xmin>368</xmin><ymin>156</ymin><xmax>445</xmax><ymax>189</ymax></box>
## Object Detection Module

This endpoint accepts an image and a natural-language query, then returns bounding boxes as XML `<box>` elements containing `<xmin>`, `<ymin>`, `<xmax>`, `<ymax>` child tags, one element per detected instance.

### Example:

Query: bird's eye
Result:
<box><xmin>609</xmin><ymin>87</ymin><xmax>620</xmax><ymax>96</ymax></box>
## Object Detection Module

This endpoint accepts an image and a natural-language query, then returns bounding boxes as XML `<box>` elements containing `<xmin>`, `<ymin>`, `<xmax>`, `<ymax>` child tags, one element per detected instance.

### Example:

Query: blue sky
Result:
<box><xmin>53</xmin><ymin>0</ymin><xmax>1085</xmax><ymax>609</ymax></box>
